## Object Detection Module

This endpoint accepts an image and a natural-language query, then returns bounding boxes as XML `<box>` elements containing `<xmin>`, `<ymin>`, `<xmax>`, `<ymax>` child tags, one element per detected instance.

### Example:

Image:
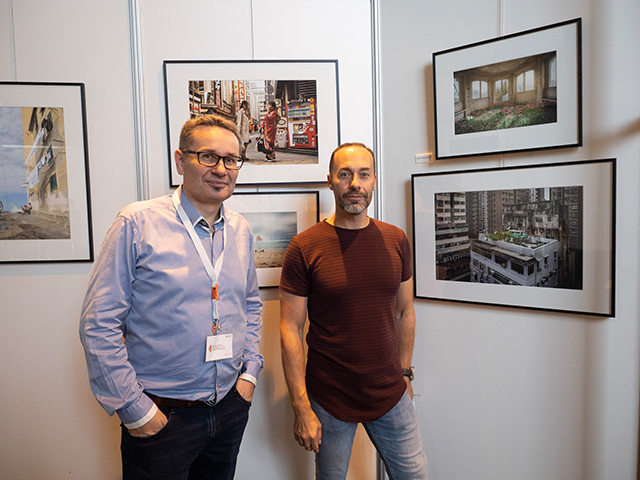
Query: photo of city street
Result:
<box><xmin>435</xmin><ymin>186</ymin><xmax>583</xmax><ymax>290</ymax></box>
<box><xmin>188</xmin><ymin>79</ymin><xmax>319</xmax><ymax>166</ymax></box>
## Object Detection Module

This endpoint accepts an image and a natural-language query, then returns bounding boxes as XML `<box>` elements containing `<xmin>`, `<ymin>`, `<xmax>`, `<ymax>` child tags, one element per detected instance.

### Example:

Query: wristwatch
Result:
<box><xmin>402</xmin><ymin>366</ymin><xmax>415</xmax><ymax>381</ymax></box>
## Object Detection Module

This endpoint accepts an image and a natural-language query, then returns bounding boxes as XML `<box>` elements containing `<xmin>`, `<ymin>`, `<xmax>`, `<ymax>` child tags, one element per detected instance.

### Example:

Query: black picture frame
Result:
<box><xmin>224</xmin><ymin>190</ymin><xmax>319</xmax><ymax>288</ymax></box>
<box><xmin>433</xmin><ymin>18</ymin><xmax>582</xmax><ymax>160</ymax></box>
<box><xmin>412</xmin><ymin>158</ymin><xmax>615</xmax><ymax>317</ymax></box>
<box><xmin>0</xmin><ymin>81</ymin><xmax>93</xmax><ymax>263</ymax></box>
<box><xmin>163</xmin><ymin>60</ymin><xmax>340</xmax><ymax>187</ymax></box>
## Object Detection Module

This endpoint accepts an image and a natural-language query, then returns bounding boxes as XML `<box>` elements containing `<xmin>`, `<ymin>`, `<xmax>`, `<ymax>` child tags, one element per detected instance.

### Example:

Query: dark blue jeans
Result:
<box><xmin>121</xmin><ymin>387</ymin><xmax>251</xmax><ymax>480</ymax></box>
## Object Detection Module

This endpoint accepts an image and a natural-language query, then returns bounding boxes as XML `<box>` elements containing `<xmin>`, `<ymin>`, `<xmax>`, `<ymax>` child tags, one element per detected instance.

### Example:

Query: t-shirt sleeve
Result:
<box><xmin>401</xmin><ymin>233</ymin><xmax>412</xmax><ymax>282</ymax></box>
<box><xmin>279</xmin><ymin>236</ymin><xmax>310</xmax><ymax>297</ymax></box>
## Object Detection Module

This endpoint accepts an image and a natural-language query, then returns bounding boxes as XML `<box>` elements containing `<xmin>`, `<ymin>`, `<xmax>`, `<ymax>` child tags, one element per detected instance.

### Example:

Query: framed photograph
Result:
<box><xmin>225</xmin><ymin>191</ymin><xmax>319</xmax><ymax>287</ymax></box>
<box><xmin>433</xmin><ymin>18</ymin><xmax>582</xmax><ymax>159</ymax></box>
<box><xmin>0</xmin><ymin>82</ymin><xmax>93</xmax><ymax>263</ymax></box>
<box><xmin>164</xmin><ymin>60</ymin><xmax>340</xmax><ymax>187</ymax></box>
<box><xmin>412</xmin><ymin>159</ymin><xmax>615</xmax><ymax>316</ymax></box>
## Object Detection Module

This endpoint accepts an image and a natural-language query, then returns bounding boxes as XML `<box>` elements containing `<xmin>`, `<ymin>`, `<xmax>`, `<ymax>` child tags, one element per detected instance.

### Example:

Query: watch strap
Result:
<box><xmin>402</xmin><ymin>367</ymin><xmax>415</xmax><ymax>381</ymax></box>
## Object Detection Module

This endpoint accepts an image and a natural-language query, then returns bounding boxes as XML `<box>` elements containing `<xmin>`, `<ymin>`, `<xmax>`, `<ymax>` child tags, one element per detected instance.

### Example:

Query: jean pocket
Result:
<box><xmin>124</xmin><ymin>409</ymin><xmax>173</xmax><ymax>443</ymax></box>
<box><xmin>232</xmin><ymin>386</ymin><xmax>252</xmax><ymax>407</ymax></box>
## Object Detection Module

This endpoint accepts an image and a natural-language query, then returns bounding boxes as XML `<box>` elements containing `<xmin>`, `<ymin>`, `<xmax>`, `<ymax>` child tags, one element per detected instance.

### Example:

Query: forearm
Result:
<box><xmin>280</xmin><ymin>326</ymin><xmax>311</xmax><ymax>412</ymax></box>
<box><xmin>395</xmin><ymin>304</ymin><xmax>416</xmax><ymax>398</ymax></box>
<box><xmin>279</xmin><ymin>291</ymin><xmax>312</xmax><ymax>413</ymax></box>
<box><xmin>281</xmin><ymin>321</ymin><xmax>323</xmax><ymax>452</ymax></box>
<box><xmin>279</xmin><ymin>290</ymin><xmax>322</xmax><ymax>452</ymax></box>
<box><xmin>394</xmin><ymin>278</ymin><xmax>417</xmax><ymax>369</ymax></box>
<box><xmin>396</xmin><ymin>307</ymin><xmax>416</xmax><ymax>368</ymax></box>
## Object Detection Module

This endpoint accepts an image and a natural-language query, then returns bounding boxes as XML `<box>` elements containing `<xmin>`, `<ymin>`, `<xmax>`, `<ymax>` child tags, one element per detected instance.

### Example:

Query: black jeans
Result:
<box><xmin>121</xmin><ymin>387</ymin><xmax>251</xmax><ymax>480</ymax></box>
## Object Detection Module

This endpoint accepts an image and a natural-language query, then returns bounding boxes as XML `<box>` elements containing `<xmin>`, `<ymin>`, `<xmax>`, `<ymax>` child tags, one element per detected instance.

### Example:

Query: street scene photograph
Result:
<box><xmin>188</xmin><ymin>79</ymin><xmax>319</xmax><ymax>166</ymax></box>
<box><xmin>0</xmin><ymin>106</ymin><xmax>71</xmax><ymax>240</ymax></box>
<box><xmin>434</xmin><ymin>185</ymin><xmax>583</xmax><ymax>290</ymax></box>
<box><xmin>453</xmin><ymin>51</ymin><xmax>557</xmax><ymax>135</ymax></box>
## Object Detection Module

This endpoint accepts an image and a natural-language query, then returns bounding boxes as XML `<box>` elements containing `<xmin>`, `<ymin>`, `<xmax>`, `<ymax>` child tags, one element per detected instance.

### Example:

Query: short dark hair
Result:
<box><xmin>240</xmin><ymin>100</ymin><xmax>249</xmax><ymax>108</ymax></box>
<box><xmin>329</xmin><ymin>142</ymin><xmax>376</xmax><ymax>174</ymax></box>
<box><xmin>179</xmin><ymin>114</ymin><xmax>242</xmax><ymax>152</ymax></box>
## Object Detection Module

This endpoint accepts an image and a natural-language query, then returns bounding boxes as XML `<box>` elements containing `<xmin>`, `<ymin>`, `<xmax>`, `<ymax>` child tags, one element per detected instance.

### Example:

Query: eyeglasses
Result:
<box><xmin>182</xmin><ymin>150</ymin><xmax>245</xmax><ymax>170</ymax></box>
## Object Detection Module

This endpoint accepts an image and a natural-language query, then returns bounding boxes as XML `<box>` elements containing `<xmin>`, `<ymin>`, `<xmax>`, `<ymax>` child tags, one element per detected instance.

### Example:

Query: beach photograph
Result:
<box><xmin>241</xmin><ymin>211</ymin><xmax>298</xmax><ymax>269</ymax></box>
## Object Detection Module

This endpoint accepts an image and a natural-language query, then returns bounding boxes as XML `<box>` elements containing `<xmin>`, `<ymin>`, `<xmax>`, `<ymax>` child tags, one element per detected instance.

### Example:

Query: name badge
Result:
<box><xmin>205</xmin><ymin>334</ymin><xmax>233</xmax><ymax>362</ymax></box>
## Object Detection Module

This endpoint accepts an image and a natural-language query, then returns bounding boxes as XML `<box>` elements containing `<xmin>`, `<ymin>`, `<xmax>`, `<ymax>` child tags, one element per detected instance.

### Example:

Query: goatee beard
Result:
<box><xmin>338</xmin><ymin>191</ymin><xmax>371</xmax><ymax>215</ymax></box>
<box><xmin>342</xmin><ymin>203</ymin><xmax>367</xmax><ymax>215</ymax></box>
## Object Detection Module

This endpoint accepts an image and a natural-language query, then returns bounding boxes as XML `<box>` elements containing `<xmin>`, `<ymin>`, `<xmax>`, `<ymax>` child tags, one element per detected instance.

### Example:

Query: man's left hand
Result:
<box><xmin>236</xmin><ymin>378</ymin><xmax>255</xmax><ymax>402</ymax></box>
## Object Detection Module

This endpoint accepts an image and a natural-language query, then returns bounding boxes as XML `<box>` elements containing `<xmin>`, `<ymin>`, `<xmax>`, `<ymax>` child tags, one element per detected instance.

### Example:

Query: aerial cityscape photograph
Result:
<box><xmin>435</xmin><ymin>185</ymin><xmax>583</xmax><ymax>290</ymax></box>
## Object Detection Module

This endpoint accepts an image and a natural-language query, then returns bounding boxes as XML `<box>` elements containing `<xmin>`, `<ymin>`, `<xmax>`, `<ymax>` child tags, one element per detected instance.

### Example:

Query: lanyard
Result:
<box><xmin>172</xmin><ymin>188</ymin><xmax>226</xmax><ymax>330</ymax></box>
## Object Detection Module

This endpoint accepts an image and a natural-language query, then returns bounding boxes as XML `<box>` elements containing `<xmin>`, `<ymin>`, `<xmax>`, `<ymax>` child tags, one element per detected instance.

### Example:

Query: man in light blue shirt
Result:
<box><xmin>80</xmin><ymin>114</ymin><xmax>263</xmax><ymax>480</ymax></box>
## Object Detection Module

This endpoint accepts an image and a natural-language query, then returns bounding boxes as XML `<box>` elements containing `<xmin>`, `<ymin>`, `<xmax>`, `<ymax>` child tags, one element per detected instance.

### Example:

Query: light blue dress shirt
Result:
<box><xmin>80</xmin><ymin>187</ymin><xmax>263</xmax><ymax>426</ymax></box>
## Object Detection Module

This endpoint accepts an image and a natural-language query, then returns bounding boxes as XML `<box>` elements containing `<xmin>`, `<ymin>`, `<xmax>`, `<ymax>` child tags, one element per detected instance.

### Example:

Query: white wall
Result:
<box><xmin>0</xmin><ymin>1</ymin><xmax>137</xmax><ymax>478</ymax></box>
<box><xmin>0</xmin><ymin>1</ymin><xmax>375</xmax><ymax>479</ymax></box>
<box><xmin>379</xmin><ymin>1</ymin><xmax>640</xmax><ymax>480</ymax></box>
<box><xmin>1</xmin><ymin>0</ymin><xmax>639</xmax><ymax>479</ymax></box>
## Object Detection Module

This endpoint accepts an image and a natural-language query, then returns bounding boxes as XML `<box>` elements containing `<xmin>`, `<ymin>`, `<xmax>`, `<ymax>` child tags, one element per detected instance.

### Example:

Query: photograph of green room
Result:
<box><xmin>453</xmin><ymin>51</ymin><xmax>557</xmax><ymax>134</ymax></box>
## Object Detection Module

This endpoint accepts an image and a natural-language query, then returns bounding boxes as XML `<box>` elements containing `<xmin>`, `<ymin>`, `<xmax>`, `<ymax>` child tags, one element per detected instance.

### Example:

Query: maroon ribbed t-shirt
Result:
<box><xmin>280</xmin><ymin>219</ymin><xmax>412</xmax><ymax>422</ymax></box>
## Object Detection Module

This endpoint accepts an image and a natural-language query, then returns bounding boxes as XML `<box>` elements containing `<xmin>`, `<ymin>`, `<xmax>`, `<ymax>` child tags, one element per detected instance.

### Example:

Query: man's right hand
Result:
<box><xmin>127</xmin><ymin>409</ymin><xmax>168</xmax><ymax>438</ymax></box>
<box><xmin>294</xmin><ymin>406</ymin><xmax>322</xmax><ymax>453</ymax></box>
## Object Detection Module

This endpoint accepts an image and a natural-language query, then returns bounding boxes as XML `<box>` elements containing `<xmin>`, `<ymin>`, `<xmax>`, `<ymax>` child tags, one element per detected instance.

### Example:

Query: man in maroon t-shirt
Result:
<box><xmin>280</xmin><ymin>143</ymin><xmax>427</xmax><ymax>479</ymax></box>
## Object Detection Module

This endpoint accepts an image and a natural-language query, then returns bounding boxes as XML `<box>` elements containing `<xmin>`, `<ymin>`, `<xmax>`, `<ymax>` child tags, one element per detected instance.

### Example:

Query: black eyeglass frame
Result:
<box><xmin>181</xmin><ymin>149</ymin><xmax>245</xmax><ymax>170</ymax></box>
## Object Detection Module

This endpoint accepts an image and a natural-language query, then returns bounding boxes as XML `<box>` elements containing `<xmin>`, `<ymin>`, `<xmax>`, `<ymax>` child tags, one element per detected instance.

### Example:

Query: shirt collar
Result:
<box><xmin>178</xmin><ymin>186</ymin><xmax>226</xmax><ymax>228</ymax></box>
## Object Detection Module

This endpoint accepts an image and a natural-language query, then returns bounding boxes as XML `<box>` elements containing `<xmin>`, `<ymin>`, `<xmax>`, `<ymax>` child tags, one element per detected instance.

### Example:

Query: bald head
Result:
<box><xmin>329</xmin><ymin>142</ymin><xmax>376</xmax><ymax>175</ymax></box>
